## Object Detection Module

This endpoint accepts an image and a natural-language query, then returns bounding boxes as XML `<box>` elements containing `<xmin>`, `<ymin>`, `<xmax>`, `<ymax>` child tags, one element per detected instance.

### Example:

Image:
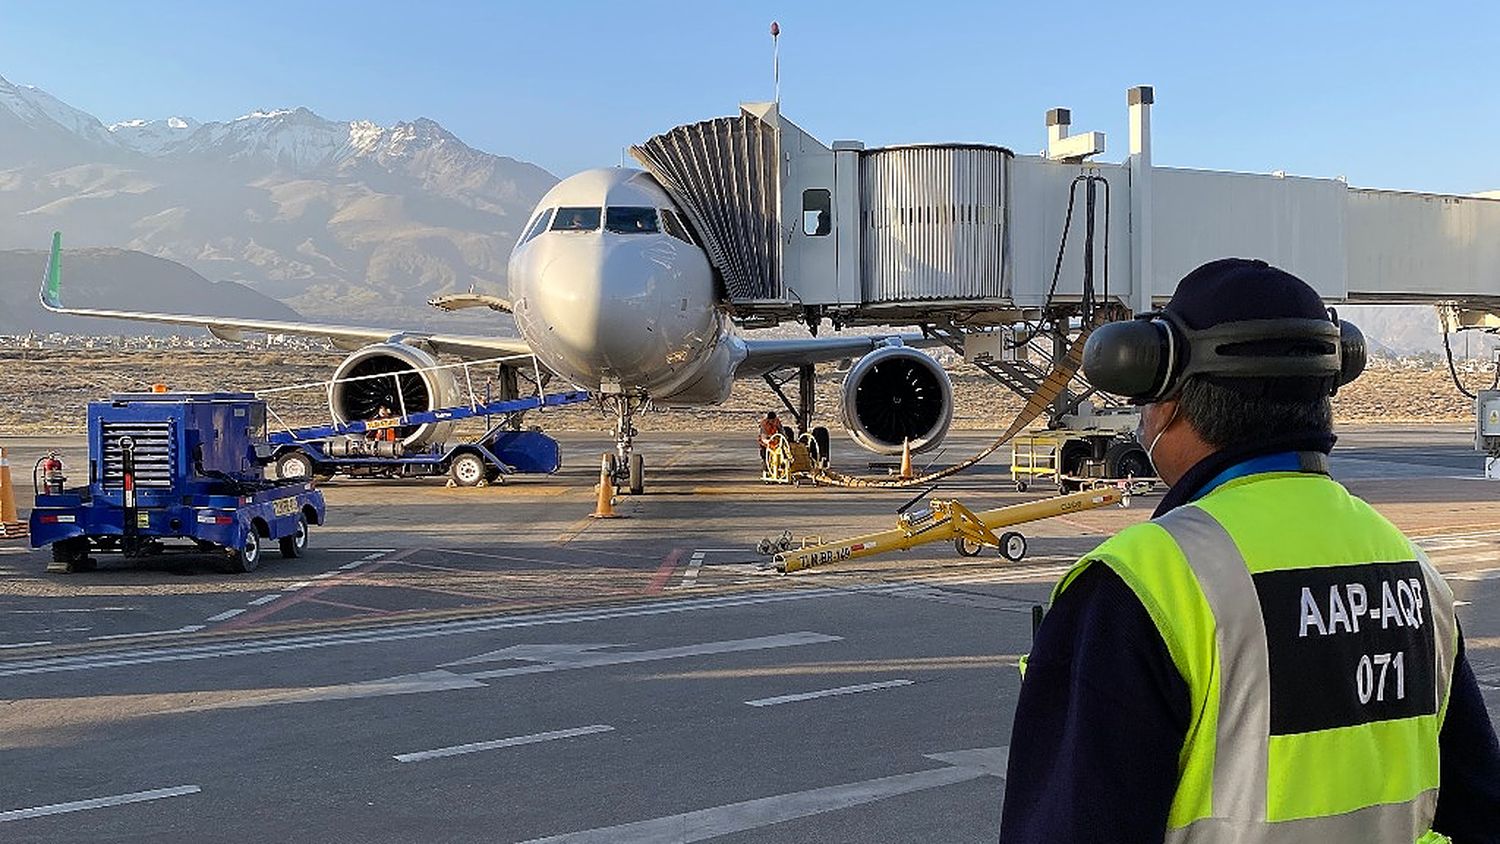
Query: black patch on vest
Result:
<box><xmin>1252</xmin><ymin>561</ymin><xmax>1436</xmax><ymax>735</ymax></box>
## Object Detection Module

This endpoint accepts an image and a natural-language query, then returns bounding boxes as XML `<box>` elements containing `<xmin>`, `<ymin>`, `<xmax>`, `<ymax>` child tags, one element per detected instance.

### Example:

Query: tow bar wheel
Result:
<box><xmin>954</xmin><ymin>536</ymin><xmax>984</xmax><ymax>557</ymax></box>
<box><xmin>999</xmin><ymin>531</ymin><xmax>1027</xmax><ymax>562</ymax></box>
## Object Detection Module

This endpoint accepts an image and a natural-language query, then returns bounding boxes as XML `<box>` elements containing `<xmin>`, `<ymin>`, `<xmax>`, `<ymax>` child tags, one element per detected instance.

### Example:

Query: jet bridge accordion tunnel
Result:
<box><xmin>631</xmin><ymin>103</ymin><xmax>1018</xmax><ymax>325</ymax></box>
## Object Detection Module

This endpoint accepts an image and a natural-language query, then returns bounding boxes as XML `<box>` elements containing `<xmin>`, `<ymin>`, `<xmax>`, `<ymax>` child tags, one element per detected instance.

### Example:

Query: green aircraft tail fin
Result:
<box><xmin>41</xmin><ymin>231</ymin><xmax>62</xmax><ymax>308</ymax></box>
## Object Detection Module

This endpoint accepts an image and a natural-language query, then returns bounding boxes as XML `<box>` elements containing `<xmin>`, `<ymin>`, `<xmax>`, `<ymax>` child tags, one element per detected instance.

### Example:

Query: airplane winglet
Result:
<box><xmin>39</xmin><ymin>231</ymin><xmax>63</xmax><ymax>310</ymax></box>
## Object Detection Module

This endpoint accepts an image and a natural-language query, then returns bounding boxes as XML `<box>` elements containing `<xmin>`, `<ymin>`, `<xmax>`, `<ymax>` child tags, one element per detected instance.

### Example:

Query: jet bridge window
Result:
<box><xmin>605</xmin><ymin>206</ymin><xmax>660</xmax><ymax>234</ymax></box>
<box><xmin>661</xmin><ymin>209</ymin><xmax>696</xmax><ymax>245</ymax></box>
<box><xmin>551</xmin><ymin>207</ymin><xmax>601</xmax><ymax>231</ymax></box>
<box><xmin>520</xmin><ymin>208</ymin><xmax>554</xmax><ymax>244</ymax></box>
<box><xmin>803</xmin><ymin>189</ymin><xmax>831</xmax><ymax>236</ymax></box>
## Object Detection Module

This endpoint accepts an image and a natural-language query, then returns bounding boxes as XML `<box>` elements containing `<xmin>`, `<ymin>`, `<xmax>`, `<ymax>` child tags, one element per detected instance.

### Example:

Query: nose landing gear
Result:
<box><xmin>604</xmin><ymin>393</ymin><xmax>647</xmax><ymax>495</ymax></box>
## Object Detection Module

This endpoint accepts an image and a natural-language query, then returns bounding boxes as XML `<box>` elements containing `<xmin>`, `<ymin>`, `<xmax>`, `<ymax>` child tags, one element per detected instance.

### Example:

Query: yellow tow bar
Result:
<box><xmin>771</xmin><ymin>486</ymin><xmax>1124</xmax><ymax>574</ymax></box>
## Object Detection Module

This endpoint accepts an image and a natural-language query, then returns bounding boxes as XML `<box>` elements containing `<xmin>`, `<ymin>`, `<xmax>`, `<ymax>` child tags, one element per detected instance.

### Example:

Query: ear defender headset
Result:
<box><xmin>1082</xmin><ymin>308</ymin><xmax>1367</xmax><ymax>403</ymax></box>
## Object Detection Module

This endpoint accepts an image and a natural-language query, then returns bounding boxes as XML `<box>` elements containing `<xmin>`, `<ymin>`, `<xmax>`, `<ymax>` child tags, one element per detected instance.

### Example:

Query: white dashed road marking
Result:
<box><xmin>0</xmin><ymin>785</ymin><xmax>200</xmax><ymax>823</ymax></box>
<box><xmin>199</xmin><ymin>551</ymin><xmax>390</xmax><ymax>629</ymax></box>
<box><xmin>88</xmin><ymin>625</ymin><xmax>203</xmax><ymax>641</ymax></box>
<box><xmin>746</xmin><ymin>679</ymin><xmax>915</xmax><ymax>708</ymax></box>
<box><xmin>393</xmin><ymin>725</ymin><xmax>615</xmax><ymax>763</ymax></box>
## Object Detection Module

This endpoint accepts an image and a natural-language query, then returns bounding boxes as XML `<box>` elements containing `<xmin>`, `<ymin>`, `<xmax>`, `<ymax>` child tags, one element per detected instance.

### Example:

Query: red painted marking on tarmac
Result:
<box><xmin>217</xmin><ymin>548</ymin><xmax>413</xmax><ymax>631</ymax></box>
<box><xmin>644</xmin><ymin>548</ymin><xmax>685</xmax><ymax>594</ymax></box>
<box><xmin>303</xmin><ymin>597</ymin><xmax>395</xmax><ymax>615</ymax></box>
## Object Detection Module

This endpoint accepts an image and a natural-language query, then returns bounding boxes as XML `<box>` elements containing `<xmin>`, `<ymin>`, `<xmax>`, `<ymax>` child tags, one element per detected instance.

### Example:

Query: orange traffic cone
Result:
<box><xmin>0</xmin><ymin>446</ymin><xmax>26</xmax><ymax>540</ymax></box>
<box><xmin>590</xmin><ymin>453</ymin><xmax>621</xmax><ymax>519</ymax></box>
<box><xmin>898</xmin><ymin>438</ymin><xmax>914</xmax><ymax>481</ymax></box>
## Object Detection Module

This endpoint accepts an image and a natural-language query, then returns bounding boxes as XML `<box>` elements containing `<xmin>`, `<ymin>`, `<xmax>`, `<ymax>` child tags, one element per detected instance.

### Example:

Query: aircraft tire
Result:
<box><xmin>628</xmin><ymin>453</ymin><xmax>644</xmax><ymax>495</ymax></box>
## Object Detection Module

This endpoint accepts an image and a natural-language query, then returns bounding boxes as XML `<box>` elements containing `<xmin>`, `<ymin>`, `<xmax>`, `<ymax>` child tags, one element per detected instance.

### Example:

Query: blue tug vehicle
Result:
<box><xmin>29</xmin><ymin>391</ymin><xmax>325</xmax><ymax>573</ymax></box>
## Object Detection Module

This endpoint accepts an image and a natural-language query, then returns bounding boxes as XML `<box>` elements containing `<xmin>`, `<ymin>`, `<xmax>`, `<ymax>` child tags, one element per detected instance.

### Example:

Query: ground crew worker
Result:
<box><xmin>758</xmin><ymin>411</ymin><xmax>783</xmax><ymax>465</ymax></box>
<box><xmin>369</xmin><ymin>405</ymin><xmax>397</xmax><ymax>443</ymax></box>
<box><xmin>1000</xmin><ymin>259</ymin><xmax>1500</xmax><ymax>843</ymax></box>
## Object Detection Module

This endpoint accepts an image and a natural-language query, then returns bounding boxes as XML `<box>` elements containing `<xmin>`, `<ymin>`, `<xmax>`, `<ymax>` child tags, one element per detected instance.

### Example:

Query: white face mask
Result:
<box><xmin>1139</xmin><ymin>404</ymin><xmax>1180</xmax><ymax>465</ymax></box>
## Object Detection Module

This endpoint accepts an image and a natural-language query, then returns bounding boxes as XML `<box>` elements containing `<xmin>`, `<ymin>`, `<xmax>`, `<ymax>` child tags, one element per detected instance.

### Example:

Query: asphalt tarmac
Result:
<box><xmin>0</xmin><ymin>428</ymin><xmax>1496</xmax><ymax>842</ymax></box>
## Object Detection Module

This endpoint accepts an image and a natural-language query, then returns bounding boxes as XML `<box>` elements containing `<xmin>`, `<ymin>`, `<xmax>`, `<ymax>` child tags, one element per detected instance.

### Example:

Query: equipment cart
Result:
<box><xmin>29</xmin><ymin>392</ymin><xmax>325</xmax><ymax>573</ymax></box>
<box><xmin>1010</xmin><ymin>429</ymin><xmax>1155</xmax><ymax>494</ymax></box>
<box><xmin>265</xmin><ymin>390</ymin><xmax>591</xmax><ymax>486</ymax></box>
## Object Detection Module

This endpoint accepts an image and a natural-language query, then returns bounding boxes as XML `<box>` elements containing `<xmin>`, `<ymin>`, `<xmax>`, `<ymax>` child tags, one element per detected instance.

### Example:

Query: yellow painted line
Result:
<box><xmin>555</xmin><ymin>514</ymin><xmax>596</xmax><ymax>545</ymax></box>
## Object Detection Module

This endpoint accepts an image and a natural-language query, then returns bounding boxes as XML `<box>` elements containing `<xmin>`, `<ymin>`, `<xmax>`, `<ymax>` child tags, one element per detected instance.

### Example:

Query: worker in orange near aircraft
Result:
<box><xmin>369</xmin><ymin>405</ymin><xmax>398</xmax><ymax>443</ymax></box>
<box><xmin>758</xmin><ymin>411</ymin><xmax>783</xmax><ymax>466</ymax></box>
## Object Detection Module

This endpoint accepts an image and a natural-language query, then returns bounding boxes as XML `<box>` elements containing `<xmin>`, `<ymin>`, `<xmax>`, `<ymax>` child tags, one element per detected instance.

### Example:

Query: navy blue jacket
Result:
<box><xmin>999</xmin><ymin>442</ymin><xmax>1500</xmax><ymax>843</ymax></box>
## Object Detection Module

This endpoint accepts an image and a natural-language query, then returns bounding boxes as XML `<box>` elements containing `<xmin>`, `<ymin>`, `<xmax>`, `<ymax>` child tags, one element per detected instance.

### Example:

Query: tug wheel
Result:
<box><xmin>227</xmin><ymin>531</ymin><xmax>262</xmax><ymax>573</ymax></box>
<box><xmin>279</xmin><ymin>515</ymin><xmax>309</xmax><ymax>559</ymax></box>
<box><xmin>955</xmin><ymin>536</ymin><xmax>984</xmax><ymax>558</ymax></box>
<box><xmin>51</xmin><ymin>539</ymin><xmax>95</xmax><ymax>573</ymax></box>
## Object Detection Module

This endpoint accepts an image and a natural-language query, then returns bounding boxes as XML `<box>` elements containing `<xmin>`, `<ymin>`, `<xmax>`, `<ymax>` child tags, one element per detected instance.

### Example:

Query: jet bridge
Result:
<box><xmin>632</xmin><ymin>90</ymin><xmax>1500</xmax><ymax>327</ymax></box>
<box><xmin>633</xmin><ymin>87</ymin><xmax>1500</xmax><ymax>432</ymax></box>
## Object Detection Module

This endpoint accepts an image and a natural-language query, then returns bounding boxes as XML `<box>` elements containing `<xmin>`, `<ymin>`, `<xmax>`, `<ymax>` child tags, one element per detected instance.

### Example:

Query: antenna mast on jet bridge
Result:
<box><xmin>771</xmin><ymin>21</ymin><xmax>781</xmax><ymax>104</ymax></box>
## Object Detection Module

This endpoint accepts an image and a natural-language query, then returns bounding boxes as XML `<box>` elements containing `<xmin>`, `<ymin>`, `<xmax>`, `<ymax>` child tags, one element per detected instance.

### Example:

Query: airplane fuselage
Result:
<box><xmin>508</xmin><ymin>168</ymin><xmax>741</xmax><ymax>402</ymax></box>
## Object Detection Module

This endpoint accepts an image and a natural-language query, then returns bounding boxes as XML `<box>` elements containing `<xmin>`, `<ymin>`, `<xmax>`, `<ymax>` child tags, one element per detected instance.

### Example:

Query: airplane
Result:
<box><xmin>38</xmin><ymin>167</ymin><xmax>957</xmax><ymax>493</ymax></box>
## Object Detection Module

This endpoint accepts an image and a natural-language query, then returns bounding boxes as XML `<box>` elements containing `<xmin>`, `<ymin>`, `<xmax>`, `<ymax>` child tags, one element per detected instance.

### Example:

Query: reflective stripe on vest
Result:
<box><xmin>1055</xmin><ymin>473</ymin><xmax>1460</xmax><ymax>843</ymax></box>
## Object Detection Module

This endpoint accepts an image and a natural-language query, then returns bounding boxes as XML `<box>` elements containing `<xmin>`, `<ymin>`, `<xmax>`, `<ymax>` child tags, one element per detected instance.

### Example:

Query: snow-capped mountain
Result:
<box><xmin>107</xmin><ymin>115</ymin><xmax>200</xmax><ymax>155</ymax></box>
<box><xmin>0</xmin><ymin>74</ymin><xmax>557</xmax><ymax>326</ymax></box>
<box><xmin>0</xmin><ymin>77</ymin><xmax>117</xmax><ymax>148</ymax></box>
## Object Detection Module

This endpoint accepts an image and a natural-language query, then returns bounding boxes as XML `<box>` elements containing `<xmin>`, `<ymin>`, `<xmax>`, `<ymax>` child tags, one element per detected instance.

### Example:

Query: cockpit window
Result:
<box><xmin>605</xmin><ymin>207</ymin><xmax>660</xmax><ymax>234</ymax></box>
<box><xmin>661</xmin><ymin>209</ymin><xmax>696</xmax><ymax>245</ymax></box>
<box><xmin>551</xmin><ymin>207</ymin><xmax>601</xmax><ymax>232</ymax></box>
<box><xmin>520</xmin><ymin>208</ymin><xmax>553</xmax><ymax>244</ymax></box>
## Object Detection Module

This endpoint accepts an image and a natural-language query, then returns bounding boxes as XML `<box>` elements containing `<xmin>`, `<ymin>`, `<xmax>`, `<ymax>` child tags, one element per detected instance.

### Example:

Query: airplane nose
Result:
<box><xmin>527</xmin><ymin>238</ymin><xmax>662</xmax><ymax>387</ymax></box>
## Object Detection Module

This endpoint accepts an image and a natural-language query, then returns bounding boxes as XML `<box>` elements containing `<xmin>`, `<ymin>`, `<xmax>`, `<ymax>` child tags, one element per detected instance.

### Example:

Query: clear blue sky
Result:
<box><xmin>2</xmin><ymin>0</ymin><xmax>1497</xmax><ymax>192</ymax></box>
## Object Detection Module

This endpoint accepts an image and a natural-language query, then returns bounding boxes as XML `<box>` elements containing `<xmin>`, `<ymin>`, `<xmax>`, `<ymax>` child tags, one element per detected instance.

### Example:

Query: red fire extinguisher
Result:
<box><xmin>37</xmin><ymin>452</ymin><xmax>66</xmax><ymax>496</ymax></box>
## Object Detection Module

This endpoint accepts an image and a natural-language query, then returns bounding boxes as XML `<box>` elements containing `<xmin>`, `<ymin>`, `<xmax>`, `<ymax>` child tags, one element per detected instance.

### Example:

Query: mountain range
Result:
<box><xmin>0</xmin><ymin>74</ymin><xmax>556</xmax><ymax>327</ymax></box>
<box><xmin>0</xmin><ymin>74</ymin><xmax>1478</xmax><ymax>356</ymax></box>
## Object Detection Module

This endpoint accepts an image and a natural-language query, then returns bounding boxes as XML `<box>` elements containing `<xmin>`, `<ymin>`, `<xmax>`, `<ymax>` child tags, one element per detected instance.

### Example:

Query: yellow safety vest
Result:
<box><xmin>1054</xmin><ymin>471</ymin><xmax>1459</xmax><ymax>843</ymax></box>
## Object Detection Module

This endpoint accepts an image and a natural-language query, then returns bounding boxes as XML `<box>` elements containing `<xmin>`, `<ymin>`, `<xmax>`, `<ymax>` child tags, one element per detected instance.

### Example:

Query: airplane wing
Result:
<box><xmin>738</xmin><ymin>333</ymin><xmax>941</xmax><ymax>376</ymax></box>
<box><xmin>36</xmin><ymin>233</ymin><xmax>532</xmax><ymax>361</ymax></box>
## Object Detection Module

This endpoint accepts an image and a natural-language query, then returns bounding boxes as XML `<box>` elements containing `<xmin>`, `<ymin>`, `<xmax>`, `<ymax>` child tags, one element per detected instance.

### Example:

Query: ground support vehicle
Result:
<box><xmin>762</xmin><ymin>486</ymin><xmax>1126</xmax><ymax>573</ymax></box>
<box><xmin>266</xmin><ymin>391</ymin><xmax>591</xmax><ymax>487</ymax></box>
<box><xmin>761</xmin><ymin>431</ymin><xmax>827</xmax><ymax>485</ymax></box>
<box><xmin>29</xmin><ymin>392</ymin><xmax>325</xmax><ymax>573</ymax></box>
<box><xmin>1010</xmin><ymin>429</ymin><xmax>1155</xmax><ymax>494</ymax></box>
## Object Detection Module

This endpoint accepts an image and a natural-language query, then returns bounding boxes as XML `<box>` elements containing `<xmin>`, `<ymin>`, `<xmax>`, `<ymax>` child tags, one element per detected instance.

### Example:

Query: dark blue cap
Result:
<box><xmin>1165</xmin><ymin>258</ymin><xmax>1334</xmax><ymax>400</ymax></box>
<box><xmin>1166</xmin><ymin>258</ymin><xmax>1328</xmax><ymax>329</ymax></box>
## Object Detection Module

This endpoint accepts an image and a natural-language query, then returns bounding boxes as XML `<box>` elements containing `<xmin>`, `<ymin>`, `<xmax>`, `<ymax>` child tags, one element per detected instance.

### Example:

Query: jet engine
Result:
<box><xmin>839</xmin><ymin>346</ymin><xmax>954</xmax><ymax>455</ymax></box>
<box><xmin>328</xmin><ymin>344</ymin><xmax>460</xmax><ymax>447</ymax></box>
